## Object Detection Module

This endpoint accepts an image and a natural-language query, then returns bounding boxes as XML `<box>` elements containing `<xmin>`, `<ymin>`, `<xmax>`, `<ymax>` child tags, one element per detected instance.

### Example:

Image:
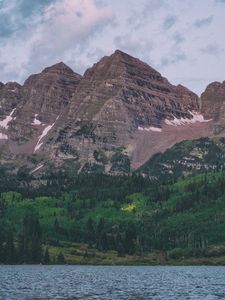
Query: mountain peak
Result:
<box><xmin>0</xmin><ymin>49</ymin><xmax>222</xmax><ymax>176</ymax></box>
<box><xmin>111</xmin><ymin>49</ymin><xmax>131</xmax><ymax>58</ymax></box>
<box><xmin>107</xmin><ymin>49</ymin><xmax>162</xmax><ymax>79</ymax></box>
<box><xmin>4</xmin><ymin>82</ymin><xmax>21</xmax><ymax>89</ymax></box>
<box><xmin>42</xmin><ymin>62</ymin><xmax>81</xmax><ymax>77</ymax></box>
<box><xmin>110</xmin><ymin>49</ymin><xmax>142</xmax><ymax>62</ymax></box>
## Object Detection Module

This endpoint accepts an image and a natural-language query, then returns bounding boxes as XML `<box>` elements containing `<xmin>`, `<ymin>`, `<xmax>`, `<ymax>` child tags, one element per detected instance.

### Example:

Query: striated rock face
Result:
<box><xmin>42</xmin><ymin>50</ymin><xmax>209</xmax><ymax>171</ymax></box>
<box><xmin>8</xmin><ymin>62</ymin><xmax>82</xmax><ymax>144</ymax></box>
<box><xmin>67</xmin><ymin>50</ymin><xmax>199</xmax><ymax>126</ymax></box>
<box><xmin>0</xmin><ymin>50</ymin><xmax>223</xmax><ymax>174</ymax></box>
<box><xmin>0</xmin><ymin>62</ymin><xmax>82</xmax><ymax>168</ymax></box>
<box><xmin>201</xmin><ymin>81</ymin><xmax>225</xmax><ymax>135</ymax></box>
<box><xmin>0</xmin><ymin>82</ymin><xmax>22</xmax><ymax>142</ymax></box>
<box><xmin>23</xmin><ymin>62</ymin><xmax>81</xmax><ymax>116</ymax></box>
<box><xmin>0</xmin><ymin>82</ymin><xmax>22</xmax><ymax>113</ymax></box>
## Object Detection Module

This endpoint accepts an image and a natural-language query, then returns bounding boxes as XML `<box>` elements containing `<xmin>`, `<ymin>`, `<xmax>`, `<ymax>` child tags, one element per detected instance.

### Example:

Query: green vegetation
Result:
<box><xmin>111</xmin><ymin>151</ymin><xmax>131</xmax><ymax>173</ymax></box>
<box><xmin>2</xmin><ymin>163</ymin><xmax>225</xmax><ymax>264</ymax></box>
<box><xmin>140</xmin><ymin>137</ymin><xmax>225</xmax><ymax>182</ymax></box>
<box><xmin>93</xmin><ymin>149</ymin><xmax>108</xmax><ymax>164</ymax></box>
<box><xmin>75</xmin><ymin>122</ymin><xmax>96</xmax><ymax>139</ymax></box>
<box><xmin>59</xmin><ymin>143</ymin><xmax>79</xmax><ymax>158</ymax></box>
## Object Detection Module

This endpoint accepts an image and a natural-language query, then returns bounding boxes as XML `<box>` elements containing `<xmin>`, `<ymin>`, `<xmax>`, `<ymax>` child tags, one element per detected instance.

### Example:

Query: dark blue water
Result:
<box><xmin>0</xmin><ymin>265</ymin><xmax>225</xmax><ymax>299</ymax></box>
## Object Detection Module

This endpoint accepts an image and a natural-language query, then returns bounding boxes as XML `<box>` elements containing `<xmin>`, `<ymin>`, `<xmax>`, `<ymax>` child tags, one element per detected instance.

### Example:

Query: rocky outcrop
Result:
<box><xmin>8</xmin><ymin>62</ymin><xmax>82</xmax><ymax>144</ymax></box>
<box><xmin>0</xmin><ymin>82</ymin><xmax>22</xmax><ymax>142</ymax></box>
<box><xmin>201</xmin><ymin>81</ymin><xmax>225</xmax><ymax>135</ymax></box>
<box><xmin>0</xmin><ymin>82</ymin><xmax>22</xmax><ymax>113</ymax></box>
<box><xmin>139</xmin><ymin>137</ymin><xmax>225</xmax><ymax>182</ymax></box>
<box><xmin>67</xmin><ymin>50</ymin><xmax>199</xmax><ymax>126</ymax></box>
<box><xmin>0</xmin><ymin>62</ymin><xmax>82</xmax><ymax>170</ymax></box>
<box><xmin>0</xmin><ymin>50</ymin><xmax>224</xmax><ymax>174</ymax></box>
<box><xmin>43</xmin><ymin>50</ymin><xmax>209</xmax><ymax>171</ymax></box>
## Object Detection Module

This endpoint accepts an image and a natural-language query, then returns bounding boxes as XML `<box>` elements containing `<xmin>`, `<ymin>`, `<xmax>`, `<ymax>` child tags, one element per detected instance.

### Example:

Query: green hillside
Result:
<box><xmin>1</xmin><ymin>163</ymin><xmax>225</xmax><ymax>264</ymax></box>
<box><xmin>139</xmin><ymin>137</ymin><xmax>225</xmax><ymax>182</ymax></box>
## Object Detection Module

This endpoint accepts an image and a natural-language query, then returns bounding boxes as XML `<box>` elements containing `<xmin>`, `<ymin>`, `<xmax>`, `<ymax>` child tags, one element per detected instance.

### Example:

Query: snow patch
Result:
<box><xmin>105</xmin><ymin>82</ymin><xmax>113</xmax><ymax>88</ymax></box>
<box><xmin>165</xmin><ymin>111</ymin><xmax>212</xmax><ymax>127</ymax></box>
<box><xmin>34</xmin><ymin>125</ymin><xmax>53</xmax><ymax>152</ymax></box>
<box><xmin>30</xmin><ymin>164</ymin><xmax>44</xmax><ymax>174</ymax></box>
<box><xmin>138</xmin><ymin>126</ymin><xmax>162</xmax><ymax>133</ymax></box>
<box><xmin>34</xmin><ymin>116</ymin><xmax>59</xmax><ymax>152</ymax></box>
<box><xmin>0</xmin><ymin>133</ymin><xmax>8</xmax><ymax>140</ymax></box>
<box><xmin>0</xmin><ymin>108</ymin><xmax>16</xmax><ymax>129</ymax></box>
<box><xmin>32</xmin><ymin>114</ymin><xmax>42</xmax><ymax>126</ymax></box>
<box><xmin>35</xmin><ymin>142</ymin><xmax>43</xmax><ymax>152</ymax></box>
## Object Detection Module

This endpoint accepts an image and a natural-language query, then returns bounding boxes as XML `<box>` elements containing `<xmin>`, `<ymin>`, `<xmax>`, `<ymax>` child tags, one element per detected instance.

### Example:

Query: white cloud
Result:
<box><xmin>0</xmin><ymin>0</ymin><xmax>225</xmax><ymax>96</ymax></box>
<box><xmin>0</xmin><ymin>0</ymin><xmax>113</xmax><ymax>82</ymax></box>
<box><xmin>41</xmin><ymin>0</ymin><xmax>112</xmax><ymax>52</ymax></box>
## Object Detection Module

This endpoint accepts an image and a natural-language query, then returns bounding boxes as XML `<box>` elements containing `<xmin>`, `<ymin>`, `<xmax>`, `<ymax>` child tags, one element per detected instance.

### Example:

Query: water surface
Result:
<box><xmin>0</xmin><ymin>265</ymin><xmax>225</xmax><ymax>299</ymax></box>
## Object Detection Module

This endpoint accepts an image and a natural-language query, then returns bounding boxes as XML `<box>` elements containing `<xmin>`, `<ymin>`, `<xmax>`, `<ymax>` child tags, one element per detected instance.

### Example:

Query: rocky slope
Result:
<box><xmin>201</xmin><ymin>81</ymin><xmax>225</xmax><ymax>135</ymax></box>
<box><xmin>0</xmin><ymin>50</ymin><xmax>224</xmax><ymax>175</ymax></box>
<box><xmin>10</xmin><ymin>62</ymin><xmax>81</xmax><ymax>144</ymax></box>
<box><xmin>43</xmin><ymin>50</ymin><xmax>212</xmax><ymax>172</ymax></box>
<box><xmin>139</xmin><ymin>137</ymin><xmax>225</xmax><ymax>182</ymax></box>
<box><xmin>0</xmin><ymin>63</ymin><xmax>82</xmax><ymax>167</ymax></box>
<box><xmin>0</xmin><ymin>82</ymin><xmax>22</xmax><ymax>160</ymax></box>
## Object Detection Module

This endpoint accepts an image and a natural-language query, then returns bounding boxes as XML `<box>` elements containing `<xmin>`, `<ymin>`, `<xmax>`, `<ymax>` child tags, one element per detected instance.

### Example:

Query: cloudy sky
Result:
<box><xmin>0</xmin><ymin>0</ymin><xmax>225</xmax><ymax>94</ymax></box>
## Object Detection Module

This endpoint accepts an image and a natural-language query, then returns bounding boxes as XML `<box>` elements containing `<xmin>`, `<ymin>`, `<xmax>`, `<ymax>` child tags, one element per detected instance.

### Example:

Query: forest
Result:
<box><xmin>1</xmin><ymin>164</ymin><xmax>225</xmax><ymax>264</ymax></box>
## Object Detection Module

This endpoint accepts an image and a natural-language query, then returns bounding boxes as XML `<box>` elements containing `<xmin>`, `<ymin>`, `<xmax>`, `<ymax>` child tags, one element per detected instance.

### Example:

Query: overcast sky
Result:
<box><xmin>0</xmin><ymin>0</ymin><xmax>225</xmax><ymax>94</ymax></box>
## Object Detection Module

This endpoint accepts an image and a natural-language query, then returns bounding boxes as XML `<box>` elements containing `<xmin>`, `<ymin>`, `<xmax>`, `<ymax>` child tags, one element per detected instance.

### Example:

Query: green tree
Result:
<box><xmin>57</xmin><ymin>252</ymin><xmax>65</xmax><ymax>264</ymax></box>
<box><xmin>117</xmin><ymin>242</ymin><xmax>125</xmax><ymax>257</ymax></box>
<box><xmin>19</xmin><ymin>211</ymin><xmax>42</xmax><ymax>263</ymax></box>
<box><xmin>43</xmin><ymin>248</ymin><xmax>50</xmax><ymax>264</ymax></box>
<box><xmin>5</xmin><ymin>229</ymin><xmax>16</xmax><ymax>264</ymax></box>
<box><xmin>86</xmin><ymin>217</ymin><xmax>95</xmax><ymax>244</ymax></box>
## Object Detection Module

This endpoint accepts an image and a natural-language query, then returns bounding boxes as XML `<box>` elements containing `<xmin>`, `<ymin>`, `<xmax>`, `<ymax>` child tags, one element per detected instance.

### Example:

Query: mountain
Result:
<box><xmin>43</xmin><ymin>50</ymin><xmax>206</xmax><ymax>172</ymax></box>
<box><xmin>0</xmin><ymin>62</ymin><xmax>82</xmax><ymax>168</ymax></box>
<box><xmin>0</xmin><ymin>50</ymin><xmax>224</xmax><ymax>175</ymax></box>
<box><xmin>139</xmin><ymin>81</ymin><xmax>225</xmax><ymax>182</ymax></box>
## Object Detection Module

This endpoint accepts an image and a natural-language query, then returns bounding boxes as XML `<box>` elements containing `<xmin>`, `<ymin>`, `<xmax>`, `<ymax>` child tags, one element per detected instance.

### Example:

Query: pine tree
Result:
<box><xmin>5</xmin><ymin>230</ymin><xmax>15</xmax><ymax>264</ymax></box>
<box><xmin>0</xmin><ymin>224</ymin><xmax>4</xmax><ymax>263</ymax></box>
<box><xmin>43</xmin><ymin>248</ymin><xmax>50</xmax><ymax>264</ymax></box>
<box><xmin>97</xmin><ymin>233</ymin><xmax>108</xmax><ymax>251</ymax></box>
<box><xmin>54</xmin><ymin>218</ymin><xmax>60</xmax><ymax>232</ymax></box>
<box><xmin>19</xmin><ymin>211</ymin><xmax>42</xmax><ymax>263</ymax></box>
<box><xmin>86</xmin><ymin>217</ymin><xmax>95</xmax><ymax>244</ymax></box>
<box><xmin>57</xmin><ymin>252</ymin><xmax>65</xmax><ymax>264</ymax></box>
<box><xmin>117</xmin><ymin>242</ymin><xmax>125</xmax><ymax>257</ymax></box>
<box><xmin>30</xmin><ymin>215</ymin><xmax>42</xmax><ymax>263</ymax></box>
<box><xmin>124</xmin><ymin>224</ymin><xmax>136</xmax><ymax>255</ymax></box>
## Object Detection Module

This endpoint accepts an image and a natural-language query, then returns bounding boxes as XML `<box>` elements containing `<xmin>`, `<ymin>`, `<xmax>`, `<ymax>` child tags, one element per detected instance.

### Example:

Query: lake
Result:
<box><xmin>0</xmin><ymin>265</ymin><xmax>225</xmax><ymax>299</ymax></box>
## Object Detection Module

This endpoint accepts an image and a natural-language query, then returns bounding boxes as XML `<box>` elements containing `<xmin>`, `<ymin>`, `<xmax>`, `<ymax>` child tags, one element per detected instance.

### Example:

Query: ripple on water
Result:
<box><xmin>0</xmin><ymin>266</ymin><xmax>225</xmax><ymax>300</ymax></box>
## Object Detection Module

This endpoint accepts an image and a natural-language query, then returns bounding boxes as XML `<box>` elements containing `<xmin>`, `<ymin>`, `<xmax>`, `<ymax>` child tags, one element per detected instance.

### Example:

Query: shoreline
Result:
<box><xmin>1</xmin><ymin>258</ymin><xmax>225</xmax><ymax>266</ymax></box>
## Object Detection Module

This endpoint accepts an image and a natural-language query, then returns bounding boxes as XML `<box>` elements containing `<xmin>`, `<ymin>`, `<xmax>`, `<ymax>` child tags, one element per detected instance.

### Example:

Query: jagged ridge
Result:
<box><xmin>0</xmin><ymin>50</ymin><xmax>224</xmax><ymax>175</ymax></box>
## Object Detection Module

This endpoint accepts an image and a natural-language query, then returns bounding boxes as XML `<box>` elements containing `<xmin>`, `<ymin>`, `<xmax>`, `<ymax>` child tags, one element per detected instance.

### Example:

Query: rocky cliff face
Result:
<box><xmin>44</xmin><ymin>50</ymin><xmax>209</xmax><ymax>172</ymax></box>
<box><xmin>9</xmin><ymin>62</ymin><xmax>82</xmax><ymax>144</ymax></box>
<box><xmin>0</xmin><ymin>82</ymin><xmax>22</xmax><ymax>143</ymax></box>
<box><xmin>0</xmin><ymin>62</ymin><xmax>82</xmax><ymax>162</ymax></box>
<box><xmin>0</xmin><ymin>50</ymin><xmax>223</xmax><ymax>175</ymax></box>
<box><xmin>201</xmin><ymin>81</ymin><xmax>225</xmax><ymax>135</ymax></box>
<box><xmin>67</xmin><ymin>50</ymin><xmax>200</xmax><ymax>126</ymax></box>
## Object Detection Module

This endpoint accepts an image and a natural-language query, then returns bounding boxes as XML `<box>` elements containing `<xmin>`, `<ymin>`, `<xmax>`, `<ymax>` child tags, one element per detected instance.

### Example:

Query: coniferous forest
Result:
<box><xmin>1</xmin><ymin>163</ymin><xmax>225</xmax><ymax>265</ymax></box>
